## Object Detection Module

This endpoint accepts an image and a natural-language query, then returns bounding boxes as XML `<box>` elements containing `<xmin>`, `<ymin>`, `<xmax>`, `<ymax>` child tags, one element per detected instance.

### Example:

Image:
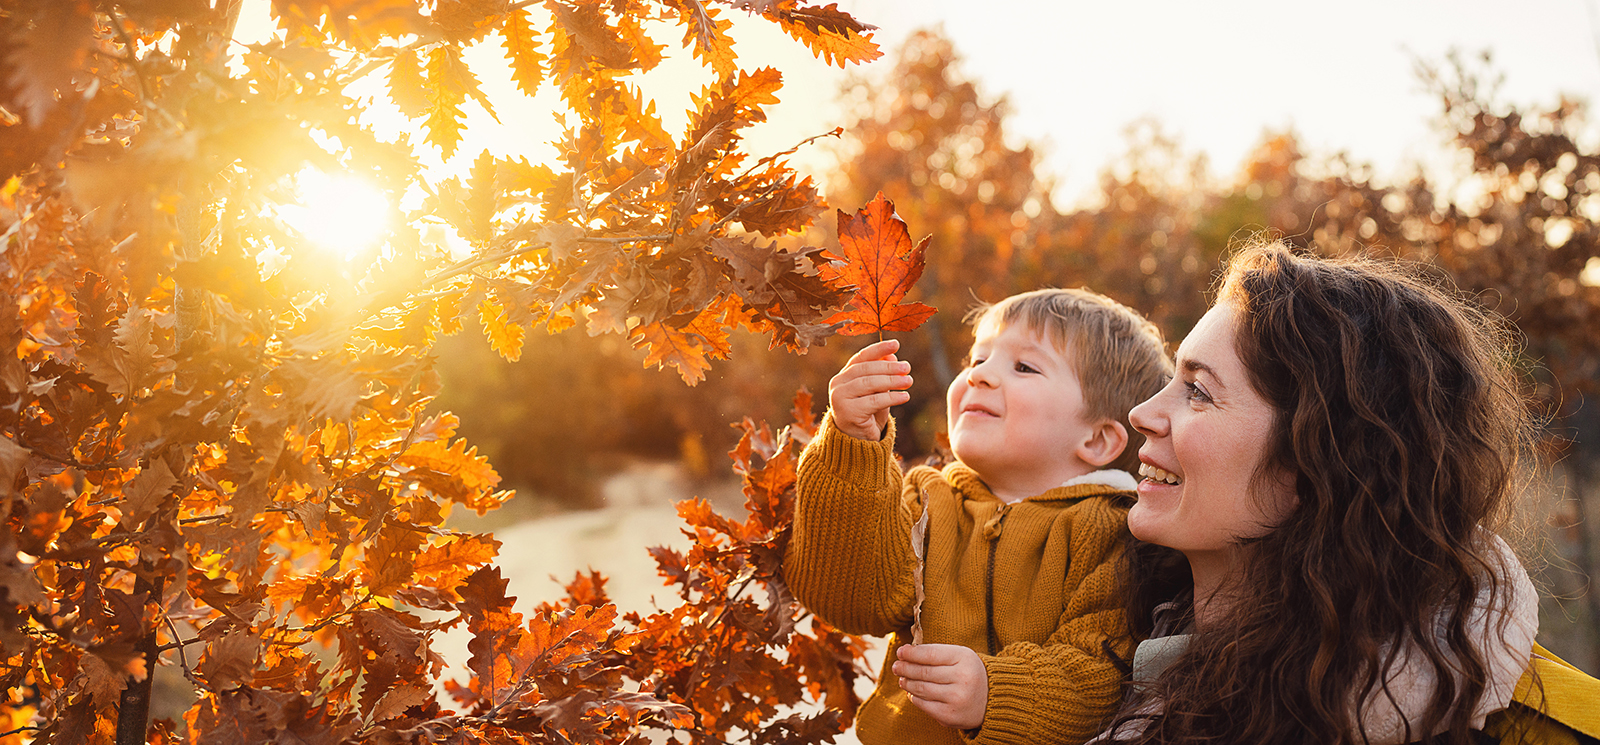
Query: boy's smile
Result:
<box><xmin>945</xmin><ymin>317</ymin><xmax>1107</xmax><ymax>502</ymax></box>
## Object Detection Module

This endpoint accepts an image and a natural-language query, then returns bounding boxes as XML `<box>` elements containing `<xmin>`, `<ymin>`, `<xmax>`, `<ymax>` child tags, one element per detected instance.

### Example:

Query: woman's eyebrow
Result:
<box><xmin>1181</xmin><ymin>358</ymin><xmax>1224</xmax><ymax>387</ymax></box>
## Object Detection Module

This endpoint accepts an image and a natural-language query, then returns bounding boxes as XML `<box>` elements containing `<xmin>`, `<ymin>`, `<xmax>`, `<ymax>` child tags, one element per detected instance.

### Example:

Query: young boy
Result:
<box><xmin>783</xmin><ymin>289</ymin><xmax>1172</xmax><ymax>745</ymax></box>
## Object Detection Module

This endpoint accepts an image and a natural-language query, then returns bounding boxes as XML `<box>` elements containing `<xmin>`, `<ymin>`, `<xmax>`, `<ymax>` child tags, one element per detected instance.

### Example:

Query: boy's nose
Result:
<box><xmin>965</xmin><ymin>362</ymin><xmax>998</xmax><ymax>388</ymax></box>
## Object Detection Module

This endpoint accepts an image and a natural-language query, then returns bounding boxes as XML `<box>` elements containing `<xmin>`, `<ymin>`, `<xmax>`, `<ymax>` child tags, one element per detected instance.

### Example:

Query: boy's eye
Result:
<box><xmin>1014</xmin><ymin>361</ymin><xmax>1039</xmax><ymax>374</ymax></box>
<box><xmin>1183</xmin><ymin>381</ymin><xmax>1213</xmax><ymax>404</ymax></box>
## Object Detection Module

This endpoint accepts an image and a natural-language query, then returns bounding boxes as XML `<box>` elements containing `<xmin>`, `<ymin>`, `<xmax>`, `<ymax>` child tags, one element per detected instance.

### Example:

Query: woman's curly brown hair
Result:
<box><xmin>1112</xmin><ymin>243</ymin><xmax>1536</xmax><ymax>745</ymax></box>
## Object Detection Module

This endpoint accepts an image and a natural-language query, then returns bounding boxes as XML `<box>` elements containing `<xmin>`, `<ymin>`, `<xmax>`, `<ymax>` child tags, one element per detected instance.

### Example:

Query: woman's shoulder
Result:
<box><xmin>1360</xmin><ymin>531</ymin><xmax>1539</xmax><ymax>744</ymax></box>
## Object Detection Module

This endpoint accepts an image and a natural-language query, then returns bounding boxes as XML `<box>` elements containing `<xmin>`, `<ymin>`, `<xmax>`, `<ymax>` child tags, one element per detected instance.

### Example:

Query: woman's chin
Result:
<box><xmin>1127</xmin><ymin>488</ymin><xmax>1177</xmax><ymax>544</ymax></box>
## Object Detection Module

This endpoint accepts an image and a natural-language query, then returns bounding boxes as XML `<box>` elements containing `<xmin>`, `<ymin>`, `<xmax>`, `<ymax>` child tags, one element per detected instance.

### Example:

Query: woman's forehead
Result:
<box><xmin>1176</xmin><ymin>304</ymin><xmax>1240</xmax><ymax>376</ymax></box>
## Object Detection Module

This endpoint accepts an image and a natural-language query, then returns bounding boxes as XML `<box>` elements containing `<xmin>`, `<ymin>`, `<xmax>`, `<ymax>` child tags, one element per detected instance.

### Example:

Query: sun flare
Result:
<box><xmin>277</xmin><ymin>167</ymin><xmax>391</xmax><ymax>261</ymax></box>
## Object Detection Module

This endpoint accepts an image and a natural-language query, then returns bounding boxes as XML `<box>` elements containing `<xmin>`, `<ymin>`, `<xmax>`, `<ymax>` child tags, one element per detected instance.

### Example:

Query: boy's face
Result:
<box><xmin>946</xmin><ymin>317</ymin><xmax>1103</xmax><ymax>496</ymax></box>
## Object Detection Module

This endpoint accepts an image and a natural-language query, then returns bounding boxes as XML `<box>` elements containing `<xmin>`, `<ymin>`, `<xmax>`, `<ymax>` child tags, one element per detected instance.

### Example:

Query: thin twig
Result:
<box><xmin>179</xmin><ymin>506</ymin><xmax>295</xmax><ymax>526</ymax></box>
<box><xmin>154</xmin><ymin>634</ymin><xmax>206</xmax><ymax>653</ymax></box>
<box><xmin>712</xmin><ymin>128</ymin><xmax>843</xmax><ymax>233</ymax></box>
<box><xmin>161</xmin><ymin>617</ymin><xmax>204</xmax><ymax>687</ymax></box>
<box><xmin>268</xmin><ymin>591</ymin><xmax>375</xmax><ymax>645</ymax></box>
<box><xmin>578</xmin><ymin>234</ymin><xmax>671</xmax><ymax>244</ymax></box>
<box><xmin>1</xmin><ymin>726</ymin><xmax>41</xmax><ymax>738</ymax></box>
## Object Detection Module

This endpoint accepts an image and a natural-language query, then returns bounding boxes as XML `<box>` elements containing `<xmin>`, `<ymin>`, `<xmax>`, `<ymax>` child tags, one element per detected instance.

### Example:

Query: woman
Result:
<box><xmin>1104</xmin><ymin>243</ymin><xmax>1540</xmax><ymax>744</ymax></box>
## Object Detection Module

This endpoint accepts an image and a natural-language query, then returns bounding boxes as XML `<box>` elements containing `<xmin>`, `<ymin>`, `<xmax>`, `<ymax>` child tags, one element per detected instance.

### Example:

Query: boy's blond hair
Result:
<box><xmin>964</xmin><ymin>288</ymin><xmax>1172</xmax><ymax>474</ymax></box>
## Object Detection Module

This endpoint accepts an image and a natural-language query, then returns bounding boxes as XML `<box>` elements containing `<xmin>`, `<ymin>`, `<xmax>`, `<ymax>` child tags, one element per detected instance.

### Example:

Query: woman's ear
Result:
<box><xmin>1077</xmin><ymin>419</ymin><xmax>1129</xmax><ymax>468</ymax></box>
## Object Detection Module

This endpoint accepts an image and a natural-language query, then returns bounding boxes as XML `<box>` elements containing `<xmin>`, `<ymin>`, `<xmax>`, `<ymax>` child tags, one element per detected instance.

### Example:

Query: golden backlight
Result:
<box><xmin>277</xmin><ymin>167</ymin><xmax>390</xmax><ymax>262</ymax></box>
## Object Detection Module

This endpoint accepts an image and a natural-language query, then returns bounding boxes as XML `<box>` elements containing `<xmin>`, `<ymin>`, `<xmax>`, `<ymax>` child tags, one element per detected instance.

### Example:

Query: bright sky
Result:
<box><xmin>235</xmin><ymin>0</ymin><xmax>1600</xmax><ymax>208</ymax></box>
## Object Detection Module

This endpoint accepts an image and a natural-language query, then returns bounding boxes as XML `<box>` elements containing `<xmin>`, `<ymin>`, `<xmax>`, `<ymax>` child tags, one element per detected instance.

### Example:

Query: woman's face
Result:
<box><xmin>1127</xmin><ymin>302</ymin><xmax>1297</xmax><ymax>576</ymax></box>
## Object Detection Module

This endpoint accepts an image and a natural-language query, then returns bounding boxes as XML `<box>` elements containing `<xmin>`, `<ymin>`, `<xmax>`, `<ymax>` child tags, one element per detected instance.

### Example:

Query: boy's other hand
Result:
<box><xmin>829</xmin><ymin>339</ymin><xmax>913</xmax><ymax>441</ymax></box>
<box><xmin>893</xmin><ymin>643</ymin><xmax>987</xmax><ymax>730</ymax></box>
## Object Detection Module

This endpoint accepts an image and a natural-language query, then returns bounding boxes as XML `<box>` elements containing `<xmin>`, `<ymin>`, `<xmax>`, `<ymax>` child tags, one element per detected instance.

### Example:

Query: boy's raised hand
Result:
<box><xmin>829</xmin><ymin>339</ymin><xmax>913</xmax><ymax>441</ymax></box>
<box><xmin>894</xmin><ymin>643</ymin><xmax>987</xmax><ymax>729</ymax></box>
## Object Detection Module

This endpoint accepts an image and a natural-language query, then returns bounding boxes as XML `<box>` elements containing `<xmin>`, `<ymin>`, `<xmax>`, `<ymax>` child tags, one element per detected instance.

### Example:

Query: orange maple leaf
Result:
<box><xmin>820</xmin><ymin>193</ymin><xmax>936</xmax><ymax>337</ymax></box>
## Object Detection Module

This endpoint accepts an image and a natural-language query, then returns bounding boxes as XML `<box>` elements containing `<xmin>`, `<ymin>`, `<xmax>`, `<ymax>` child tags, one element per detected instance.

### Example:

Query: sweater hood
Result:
<box><xmin>941</xmin><ymin>463</ymin><xmax>1138</xmax><ymax>504</ymax></box>
<box><xmin>1355</xmin><ymin>533</ymin><xmax>1538</xmax><ymax>743</ymax></box>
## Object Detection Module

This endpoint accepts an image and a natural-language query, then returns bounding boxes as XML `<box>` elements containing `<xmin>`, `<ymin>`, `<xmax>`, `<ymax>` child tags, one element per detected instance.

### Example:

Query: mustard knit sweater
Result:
<box><xmin>784</xmin><ymin>413</ymin><xmax>1135</xmax><ymax>745</ymax></box>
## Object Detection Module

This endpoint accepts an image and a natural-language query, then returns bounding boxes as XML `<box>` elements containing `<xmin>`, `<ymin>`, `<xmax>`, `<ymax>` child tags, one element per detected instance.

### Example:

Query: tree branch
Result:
<box><xmin>162</xmin><ymin>616</ymin><xmax>205</xmax><ymax>688</ymax></box>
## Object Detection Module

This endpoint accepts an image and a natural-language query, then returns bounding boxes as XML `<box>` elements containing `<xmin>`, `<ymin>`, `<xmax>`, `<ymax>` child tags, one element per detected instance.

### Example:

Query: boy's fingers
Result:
<box><xmin>835</xmin><ymin>373</ymin><xmax>913</xmax><ymax>399</ymax></box>
<box><xmin>845</xmin><ymin>339</ymin><xmax>901</xmax><ymax>365</ymax></box>
<box><xmin>836</xmin><ymin>360</ymin><xmax>912</xmax><ymax>383</ymax></box>
<box><xmin>893</xmin><ymin>661</ymin><xmax>957</xmax><ymax>685</ymax></box>
<box><xmin>899</xmin><ymin>678</ymin><xmax>956</xmax><ymax>704</ymax></box>
<box><xmin>895</xmin><ymin>643</ymin><xmax>962</xmax><ymax>665</ymax></box>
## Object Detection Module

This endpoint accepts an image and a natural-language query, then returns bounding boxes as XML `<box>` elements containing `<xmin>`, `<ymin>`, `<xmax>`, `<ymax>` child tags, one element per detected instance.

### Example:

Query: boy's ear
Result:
<box><xmin>1076</xmin><ymin>419</ymin><xmax>1129</xmax><ymax>468</ymax></box>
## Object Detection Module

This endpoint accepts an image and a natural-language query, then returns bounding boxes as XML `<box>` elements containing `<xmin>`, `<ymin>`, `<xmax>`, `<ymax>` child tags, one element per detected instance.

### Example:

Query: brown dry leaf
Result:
<box><xmin>369</xmin><ymin>683</ymin><xmax>431</xmax><ymax>724</ymax></box>
<box><xmin>121</xmin><ymin>458</ymin><xmax>179</xmax><ymax>526</ymax></box>
<box><xmin>75</xmin><ymin>651</ymin><xmax>128</xmax><ymax>709</ymax></box>
<box><xmin>196</xmin><ymin>632</ymin><xmax>261</xmax><ymax>691</ymax></box>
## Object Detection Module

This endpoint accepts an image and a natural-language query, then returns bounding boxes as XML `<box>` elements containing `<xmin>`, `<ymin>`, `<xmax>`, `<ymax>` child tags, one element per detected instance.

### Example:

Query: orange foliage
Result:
<box><xmin>0</xmin><ymin>1</ymin><xmax>882</xmax><ymax>742</ymax></box>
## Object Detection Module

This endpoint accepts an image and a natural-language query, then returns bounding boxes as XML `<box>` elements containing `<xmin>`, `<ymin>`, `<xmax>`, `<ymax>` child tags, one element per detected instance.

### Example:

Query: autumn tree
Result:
<box><xmin>0</xmin><ymin>0</ymin><xmax>889</xmax><ymax>742</ymax></box>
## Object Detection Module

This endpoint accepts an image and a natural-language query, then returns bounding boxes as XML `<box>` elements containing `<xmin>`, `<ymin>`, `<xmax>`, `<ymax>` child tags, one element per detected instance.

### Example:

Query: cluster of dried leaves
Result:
<box><xmin>0</xmin><ymin>0</ymin><xmax>947</xmax><ymax>743</ymax></box>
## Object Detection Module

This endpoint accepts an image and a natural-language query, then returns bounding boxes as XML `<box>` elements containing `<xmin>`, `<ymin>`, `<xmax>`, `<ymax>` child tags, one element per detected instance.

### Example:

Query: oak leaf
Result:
<box><xmin>75</xmin><ymin>652</ymin><xmax>129</xmax><ymax>709</ymax></box>
<box><xmin>501</xmin><ymin>7</ymin><xmax>546</xmax><ymax>95</ymax></box>
<box><xmin>671</xmin><ymin>0</ymin><xmax>736</xmax><ymax>78</ymax></box>
<box><xmin>196</xmin><ymin>632</ymin><xmax>261</xmax><ymax>691</ymax></box>
<box><xmin>0</xmin><ymin>0</ymin><xmax>94</xmax><ymax>128</ymax></box>
<box><xmin>820</xmin><ymin>193</ymin><xmax>936</xmax><ymax>336</ymax></box>
<box><xmin>766</xmin><ymin>2</ymin><xmax>880</xmax><ymax>68</ymax></box>
<box><xmin>121</xmin><ymin>458</ymin><xmax>179</xmax><ymax>526</ymax></box>
<box><xmin>412</xmin><ymin>534</ymin><xmax>501</xmax><ymax>589</ymax></box>
<box><xmin>479</xmin><ymin>295</ymin><xmax>526</xmax><ymax>362</ymax></box>
<box><xmin>361</xmin><ymin>525</ymin><xmax>426</xmax><ymax>597</ymax></box>
<box><xmin>458</xmin><ymin>566</ymin><xmax>524</xmax><ymax>699</ymax></box>
<box><xmin>397</xmin><ymin>436</ymin><xmax>506</xmax><ymax>514</ymax></box>
<box><xmin>387</xmin><ymin>48</ymin><xmax>429</xmax><ymax>118</ymax></box>
<box><xmin>369</xmin><ymin>683</ymin><xmax>431</xmax><ymax>724</ymax></box>
<box><xmin>424</xmin><ymin>44</ymin><xmax>480</xmax><ymax>159</ymax></box>
<box><xmin>0</xmin><ymin>435</ymin><xmax>30</xmax><ymax>498</ymax></box>
<box><xmin>710</xmin><ymin>238</ymin><xmax>849</xmax><ymax>351</ymax></box>
<box><xmin>629</xmin><ymin>295</ymin><xmax>740</xmax><ymax>385</ymax></box>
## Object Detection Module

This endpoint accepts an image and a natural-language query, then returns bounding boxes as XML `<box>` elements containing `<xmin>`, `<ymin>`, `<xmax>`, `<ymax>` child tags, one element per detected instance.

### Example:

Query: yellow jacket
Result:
<box><xmin>1484</xmin><ymin>642</ymin><xmax>1600</xmax><ymax>744</ymax></box>
<box><xmin>784</xmin><ymin>413</ymin><xmax>1135</xmax><ymax>745</ymax></box>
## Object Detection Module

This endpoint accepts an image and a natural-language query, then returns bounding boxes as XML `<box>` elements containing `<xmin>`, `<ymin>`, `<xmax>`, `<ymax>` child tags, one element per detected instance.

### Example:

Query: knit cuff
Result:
<box><xmin>810</xmin><ymin>411</ymin><xmax>899</xmax><ymax>491</ymax></box>
<box><xmin>964</xmin><ymin>654</ymin><xmax>1035</xmax><ymax>745</ymax></box>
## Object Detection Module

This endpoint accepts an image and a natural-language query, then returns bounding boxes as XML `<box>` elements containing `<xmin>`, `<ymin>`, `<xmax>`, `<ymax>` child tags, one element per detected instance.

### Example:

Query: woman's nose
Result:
<box><xmin>1128</xmin><ymin>390</ymin><xmax>1166</xmax><ymax>437</ymax></box>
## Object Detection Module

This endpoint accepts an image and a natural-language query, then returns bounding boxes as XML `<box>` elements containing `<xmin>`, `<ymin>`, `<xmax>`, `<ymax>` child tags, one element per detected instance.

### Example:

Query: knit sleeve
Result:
<box><xmin>966</xmin><ymin>498</ymin><xmax>1132</xmax><ymax>745</ymax></box>
<box><xmin>782</xmin><ymin>410</ymin><xmax>918</xmax><ymax>637</ymax></box>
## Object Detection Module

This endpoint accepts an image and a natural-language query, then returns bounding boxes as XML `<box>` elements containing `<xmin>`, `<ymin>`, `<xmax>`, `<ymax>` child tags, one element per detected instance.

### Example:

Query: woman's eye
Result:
<box><xmin>1183</xmin><ymin>381</ymin><xmax>1212</xmax><ymax>404</ymax></box>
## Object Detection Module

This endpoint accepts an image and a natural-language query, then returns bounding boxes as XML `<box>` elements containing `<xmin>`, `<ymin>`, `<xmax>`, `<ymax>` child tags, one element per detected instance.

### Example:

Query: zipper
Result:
<box><xmin>983</xmin><ymin>503</ymin><xmax>1011</xmax><ymax>656</ymax></box>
